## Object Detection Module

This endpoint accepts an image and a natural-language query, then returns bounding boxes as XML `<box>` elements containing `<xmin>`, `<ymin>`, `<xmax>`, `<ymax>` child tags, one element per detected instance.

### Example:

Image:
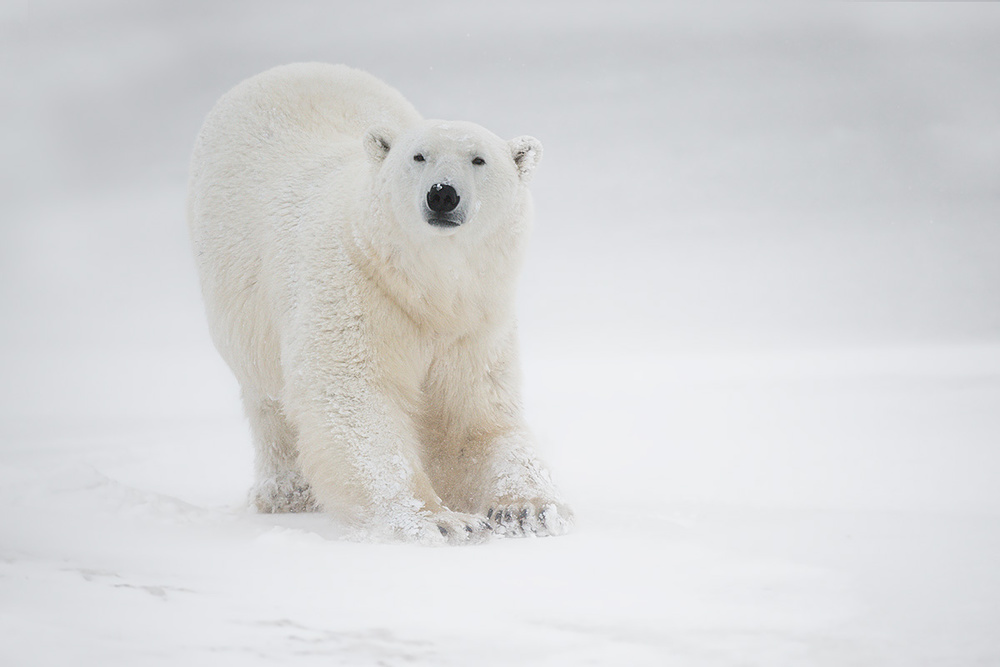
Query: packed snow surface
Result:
<box><xmin>2</xmin><ymin>2</ymin><xmax>999</xmax><ymax>665</ymax></box>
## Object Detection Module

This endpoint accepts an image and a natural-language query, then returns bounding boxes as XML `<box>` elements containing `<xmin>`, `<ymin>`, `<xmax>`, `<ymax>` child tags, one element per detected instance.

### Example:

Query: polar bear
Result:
<box><xmin>187</xmin><ymin>63</ymin><xmax>572</xmax><ymax>543</ymax></box>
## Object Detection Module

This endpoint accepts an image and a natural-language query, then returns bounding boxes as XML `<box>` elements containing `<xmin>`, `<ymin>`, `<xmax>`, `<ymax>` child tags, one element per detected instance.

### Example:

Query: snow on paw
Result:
<box><xmin>487</xmin><ymin>499</ymin><xmax>574</xmax><ymax>538</ymax></box>
<box><xmin>251</xmin><ymin>473</ymin><xmax>319</xmax><ymax>513</ymax></box>
<box><xmin>375</xmin><ymin>509</ymin><xmax>494</xmax><ymax>546</ymax></box>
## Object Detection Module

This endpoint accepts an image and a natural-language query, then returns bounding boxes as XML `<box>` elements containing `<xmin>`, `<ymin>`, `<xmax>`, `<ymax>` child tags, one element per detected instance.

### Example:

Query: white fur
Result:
<box><xmin>187</xmin><ymin>63</ymin><xmax>571</xmax><ymax>543</ymax></box>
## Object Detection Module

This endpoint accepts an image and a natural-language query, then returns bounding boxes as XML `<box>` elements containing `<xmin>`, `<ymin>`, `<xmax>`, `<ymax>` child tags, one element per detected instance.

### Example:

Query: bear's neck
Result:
<box><xmin>350</xmin><ymin>230</ymin><xmax>524</xmax><ymax>340</ymax></box>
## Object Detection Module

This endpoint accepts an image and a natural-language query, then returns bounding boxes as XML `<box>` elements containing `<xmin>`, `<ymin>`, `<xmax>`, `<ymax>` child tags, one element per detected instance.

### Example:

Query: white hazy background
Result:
<box><xmin>2</xmin><ymin>3</ymin><xmax>999</xmax><ymax>666</ymax></box>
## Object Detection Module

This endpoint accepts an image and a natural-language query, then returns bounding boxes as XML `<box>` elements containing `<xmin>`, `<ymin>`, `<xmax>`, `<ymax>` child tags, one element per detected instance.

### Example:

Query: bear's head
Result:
<box><xmin>364</xmin><ymin>120</ymin><xmax>542</xmax><ymax>240</ymax></box>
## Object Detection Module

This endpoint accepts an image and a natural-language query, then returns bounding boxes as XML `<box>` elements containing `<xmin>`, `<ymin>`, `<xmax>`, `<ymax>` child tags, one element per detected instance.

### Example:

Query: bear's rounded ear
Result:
<box><xmin>364</xmin><ymin>126</ymin><xmax>394</xmax><ymax>162</ymax></box>
<box><xmin>509</xmin><ymin>135</ymin><xmax>543</xmax><ymax>181</ymax></box>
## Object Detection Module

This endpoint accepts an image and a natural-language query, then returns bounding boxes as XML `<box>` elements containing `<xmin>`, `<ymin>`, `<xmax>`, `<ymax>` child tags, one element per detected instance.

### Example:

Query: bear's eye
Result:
<box><xmin>472</xmin><ymin>157</ymin><xmax>486</xmax><ymax>166</ymax></box>
<box><xmin>413</xmin><ymin>154</ymin><xmax>425</xmax><ymax>162</ymax></box>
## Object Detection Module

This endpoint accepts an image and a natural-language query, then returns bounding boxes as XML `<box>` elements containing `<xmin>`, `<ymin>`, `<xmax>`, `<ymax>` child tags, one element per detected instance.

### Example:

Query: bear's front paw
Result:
<box><xmin>486</xmin><ymin>499</ymin><xmax>574</xmax><ymax>538</ymax></box>
<box><xmin>425</xmin><ymin>510</ymin><xmax>494</xmax><ymax>545</ymax></box>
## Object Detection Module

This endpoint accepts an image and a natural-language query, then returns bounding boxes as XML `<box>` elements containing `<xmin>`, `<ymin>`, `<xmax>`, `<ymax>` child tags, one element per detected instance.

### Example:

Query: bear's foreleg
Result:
<box><xmin>282</xmin><ymin>351</ymin><xmax>492</xmax><ymax>544</ymax></box>
<box><xmin>424</xmin><ymin>334</ymin><xmax>574</xmax><ymax>538</ymax></box>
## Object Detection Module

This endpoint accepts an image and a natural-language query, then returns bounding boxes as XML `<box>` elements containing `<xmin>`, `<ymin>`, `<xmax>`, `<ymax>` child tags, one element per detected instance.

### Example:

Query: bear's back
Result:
<box><xmin>197</xmin><ymin>63</ymin><xmax>422</xmax><ymax>152</ymax></box>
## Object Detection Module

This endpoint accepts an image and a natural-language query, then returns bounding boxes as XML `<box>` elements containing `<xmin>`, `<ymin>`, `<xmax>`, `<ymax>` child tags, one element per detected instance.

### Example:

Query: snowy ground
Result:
<box><xmin>3</xmin><ymin>3</ymin><xmax>1000</xmax><ymax>665</ymax></box>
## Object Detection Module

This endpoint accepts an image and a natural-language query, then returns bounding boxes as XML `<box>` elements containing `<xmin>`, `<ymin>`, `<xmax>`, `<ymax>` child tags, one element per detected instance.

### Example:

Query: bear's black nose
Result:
<box><xmin>426</xmin><ymin>183</ymin><xmax>460</xmax><ymax>213</ymax></box>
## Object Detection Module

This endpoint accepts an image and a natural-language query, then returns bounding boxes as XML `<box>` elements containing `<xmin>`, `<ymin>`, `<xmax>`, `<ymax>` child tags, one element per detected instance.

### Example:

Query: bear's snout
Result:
<box><xmin>426</xmin><ymin>183</ymin><xmax>460</xmax><ymax>214</ymax></box>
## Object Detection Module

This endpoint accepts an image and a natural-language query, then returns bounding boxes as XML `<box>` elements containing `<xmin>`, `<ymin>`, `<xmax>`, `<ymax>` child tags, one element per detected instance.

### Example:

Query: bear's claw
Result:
<box><xmin>424</xmin><ymin>511</ymin><xmax>493</xmax><ymax>545</ymax></box>
<box><xmin>486</xmin><ymin>500</ymin><xmax>574</xmax><ymax>538</ymax></box>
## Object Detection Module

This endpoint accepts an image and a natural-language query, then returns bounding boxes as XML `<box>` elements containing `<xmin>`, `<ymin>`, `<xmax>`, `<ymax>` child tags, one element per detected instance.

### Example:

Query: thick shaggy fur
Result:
<box><xmin>187</xmin><ymin>63</ymin><xmax>571</xmax><ymax>542</ymax></box>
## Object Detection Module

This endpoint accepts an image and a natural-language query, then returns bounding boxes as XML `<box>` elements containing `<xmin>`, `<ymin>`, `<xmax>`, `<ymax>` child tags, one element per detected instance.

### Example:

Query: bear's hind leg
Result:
<box><xmin>243</xmin><ymin>391</ymin><xmax>318</xmax><ymax>513</ymax></box>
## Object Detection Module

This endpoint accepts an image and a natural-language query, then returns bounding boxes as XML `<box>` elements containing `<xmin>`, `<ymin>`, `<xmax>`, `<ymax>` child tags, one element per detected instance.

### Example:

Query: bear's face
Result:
<box><xmin>365</xmin><ymin>121</ymin><xmax>542</xmax><ymax>240</ymax></box>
